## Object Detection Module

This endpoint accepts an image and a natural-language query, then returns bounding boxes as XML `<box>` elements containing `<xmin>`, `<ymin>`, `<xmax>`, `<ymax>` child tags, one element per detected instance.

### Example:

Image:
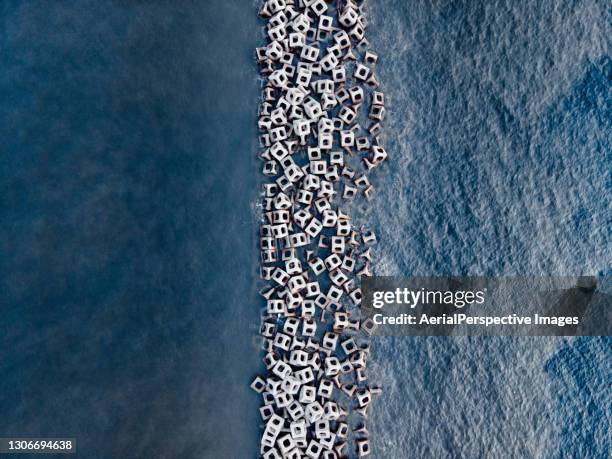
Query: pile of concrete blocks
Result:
<box><xmin>253</xmin><ymin>0</ymin><xmax>387</xmax><ymax>457</ymax></box>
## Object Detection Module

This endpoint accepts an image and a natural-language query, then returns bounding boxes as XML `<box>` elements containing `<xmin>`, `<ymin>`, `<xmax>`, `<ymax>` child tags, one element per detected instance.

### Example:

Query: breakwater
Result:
<box><xmin>252</xmin><ymin>0</ymin><xmax>387</xmax><ymax>457</ymax></box>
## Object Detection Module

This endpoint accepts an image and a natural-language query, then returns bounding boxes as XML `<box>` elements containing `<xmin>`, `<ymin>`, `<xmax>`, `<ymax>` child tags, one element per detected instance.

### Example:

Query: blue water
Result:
<box><xmin>365</xmin><ymin>1</ymin><xmax>611</xmax><ymax>457</ymax></box>
<box><xmin>1</xmin><ymin>1</ymin><xmax>262</xmax><ymax>457</ymax></box>
<box><xmin>0</xmin><ymin>1</ymin><xmax>609</xmax><ymax>458</ymax></box>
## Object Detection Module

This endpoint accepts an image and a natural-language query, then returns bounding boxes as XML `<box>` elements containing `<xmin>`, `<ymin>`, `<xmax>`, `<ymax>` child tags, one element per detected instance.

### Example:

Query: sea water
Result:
<box><xmin>365</xmin><ymin>1</ymin><xmax>611</xmax><ymax>457</ymax></box>
<box><xmin>1</xmin><ymin>1</ymin><xmax>262</xmax><ymax>457</ymax></box>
